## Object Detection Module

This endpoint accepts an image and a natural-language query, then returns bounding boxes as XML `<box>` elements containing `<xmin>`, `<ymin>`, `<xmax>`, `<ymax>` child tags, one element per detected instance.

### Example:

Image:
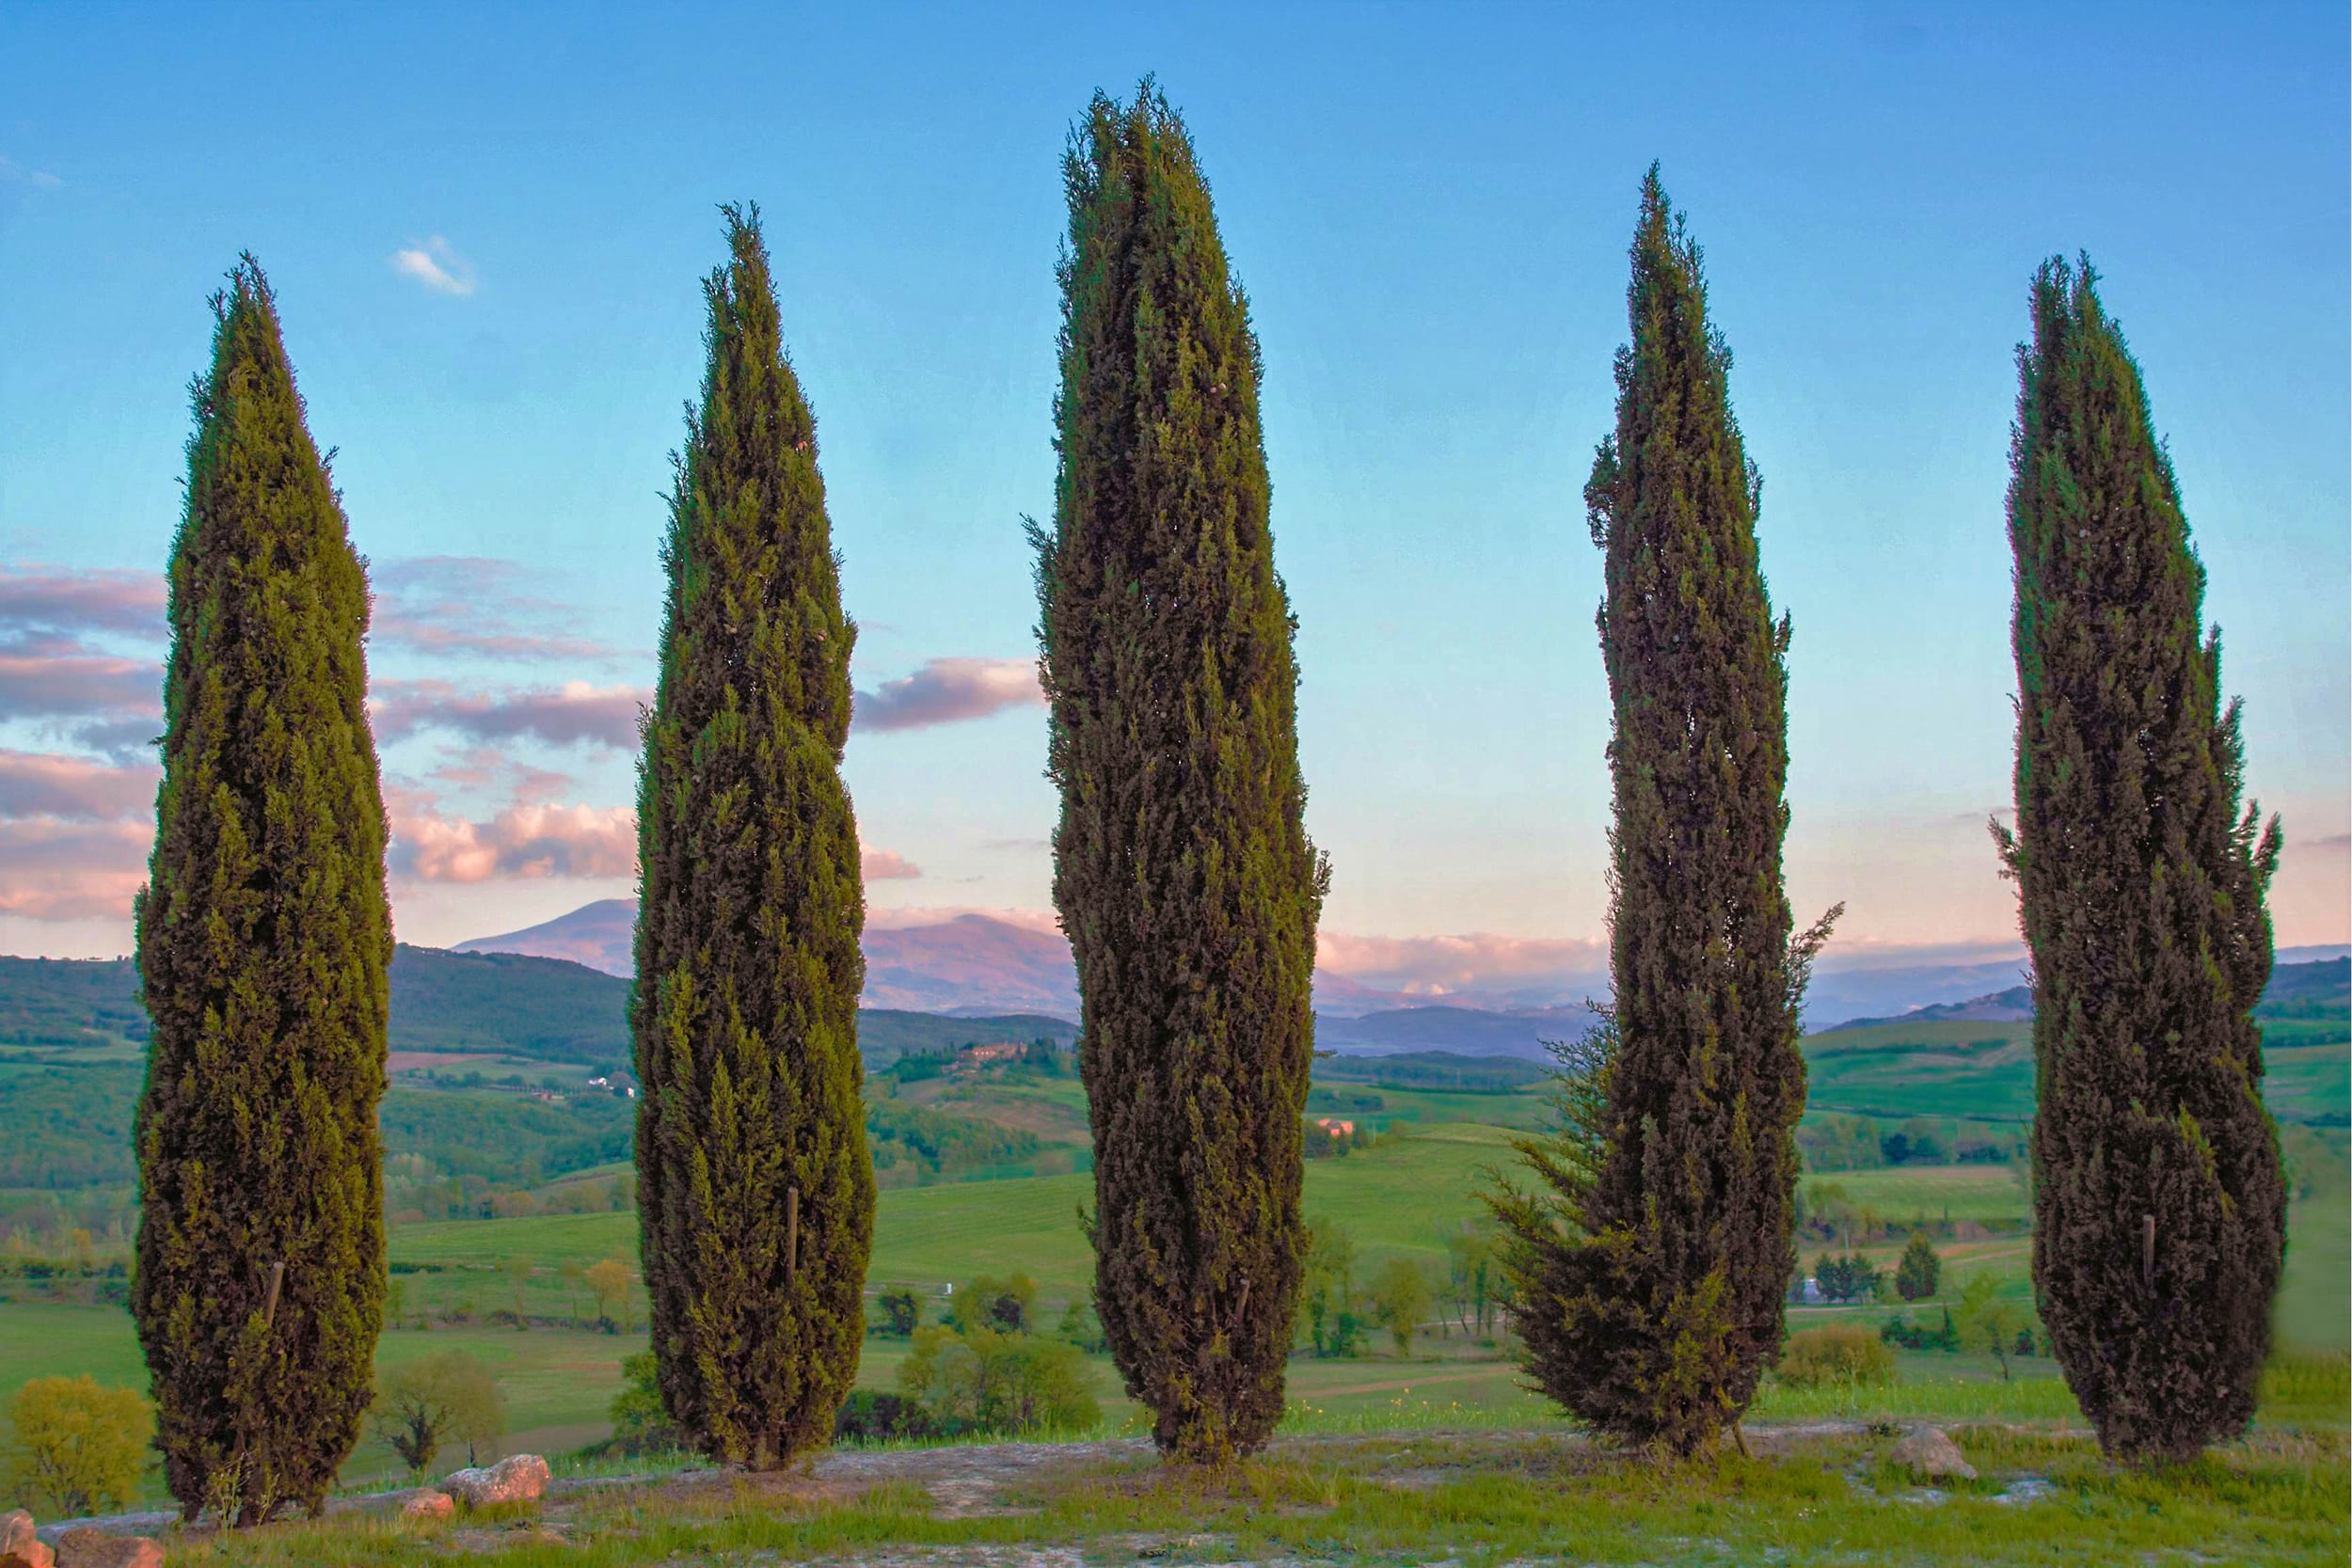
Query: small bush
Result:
<box><xmin>605</xmin><ymin>1351</ymin><xmax>686</xmax><ymax>1456</ymax></box>
<box><xmin>897</xmin><ymin>1323</ymin><xmax>1100</xmax><ymax>1435</ymax></box>
<box><xmin>1894</xmin><ymin>1231</ymin><xmax>1943</xmax><ymax>1302</ymax></box>
<box><xmin>2</xmin><ymin>1374</ymin><xmax>154</xmax><ymax>1516</ymax></box>
<box><xmin>834</xmin><ymin>1391</ymin><xmax>934</xmax><ymax>1444</ymax></box>
<box><xmin>877</xmin><ymin>1288</ymin><xmax>922</xmax><ymax>1338</ymax></box>
<box><xmin>1778</xmin><ymin>1324</ymin><xmax>1897</xmax><ymax>1389</ymax></box>
<box><xmin>371</xmin><ymin>1350</ymin><xmax>504</xmax><ymax>1474</ymax></box>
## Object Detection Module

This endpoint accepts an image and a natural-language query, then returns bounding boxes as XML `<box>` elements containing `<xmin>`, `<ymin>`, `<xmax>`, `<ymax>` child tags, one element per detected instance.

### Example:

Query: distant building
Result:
<box><xmin>955</xmin><ymin>1040</ymin><xmax>1027</xmax><ymax>1071</ymax></box>
<box><xmin>1313</xmin><ymin>1117</ymin><xmax>1355</xmax><ymax>1138</ymax></box>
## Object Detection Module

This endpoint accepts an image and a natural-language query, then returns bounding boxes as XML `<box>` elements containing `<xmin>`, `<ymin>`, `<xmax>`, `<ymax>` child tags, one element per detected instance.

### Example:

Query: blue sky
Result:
<box><xmin>2</xmin><ymin>1</ymin><xmax>2344</xmax><ymax>976</ymax></box>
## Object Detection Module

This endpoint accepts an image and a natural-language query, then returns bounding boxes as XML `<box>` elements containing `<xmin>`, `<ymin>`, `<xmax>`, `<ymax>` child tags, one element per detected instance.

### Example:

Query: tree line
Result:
<box><xmin>130</xmin><ymin>77</ymin><xmax>2284</xmax><ymax>1520</ymax></box>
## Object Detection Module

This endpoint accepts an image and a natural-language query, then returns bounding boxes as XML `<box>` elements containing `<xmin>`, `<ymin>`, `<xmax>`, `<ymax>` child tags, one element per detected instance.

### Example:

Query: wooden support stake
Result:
<box><xmin>787</xmin><ymin>1187</ymin><xmax>801</xmax><ymax>1278</ymax></box>
<box><xmin>2142</xmin><ymin>1213</ymin><xmax>2156</xmax><ymax>1289</ymax></box>
<box><xmin>262</xmin><ymin>1259</ymin><xmax>286</xmax><ymax>1329</ymax></box>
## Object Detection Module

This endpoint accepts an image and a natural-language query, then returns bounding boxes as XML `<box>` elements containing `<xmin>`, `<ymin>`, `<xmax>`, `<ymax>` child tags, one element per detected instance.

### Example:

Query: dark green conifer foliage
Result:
<box><xmin>135</xmin><ymin>258</ymin><xmax>390</xmax><ymax>1521</ymax></box>
<box><xmin>1034</xmin><ymin>83</ymin><xmax>1327</xmax><ymax>1465</ymax></box>
<box><xmin>1508</xmin><ymin>170</ymin><xmax>1835</xmax><ymax>1456</ymax></box>
<box><xmin>1994</xmin><ymin>256</ymin><xmax>2285</xmax><ymax>1463</ymax></box>
<box><xmin>632</xmin><ymin>205</ymin><xmax>873</xmax><ymax>1469</ymax></box>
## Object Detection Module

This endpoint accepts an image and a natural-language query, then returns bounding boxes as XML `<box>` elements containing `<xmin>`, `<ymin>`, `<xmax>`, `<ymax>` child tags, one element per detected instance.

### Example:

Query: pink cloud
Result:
<box><xmin>0</xmin><ymin>750</ymin><xmax>158</xmax><ymax>820</ymax></box>
<box><xmin>861</xmin><ymin>847</ymin><xmax>921</xmax><ymax>880</ymax></box>
<box><xmin>0</xmin><ymin>564</ymin><xmax>167</xmax><ymax>639</ymax></box>
<box><xmin>389</xmin><ymin>793</ymin><xmax>638</xmax><ymax>884</ymax></box>
<box><xmin>1315</xmin><ymin>930</ymin><xmax>1610</xmax><ymax>996</ymax></box>
<box><xmin>370</xmin><ymin>679</ymin><xmax>647</xmax><ymax>750</ymax></box>
<box><xmin>854</xmin><ymin>657</ymin><xmax>1042</xmax><ymax>733</ymax></box>
<box><xmin>0</xmin><ymin>637</ymin><xmax>158</xmax><ymax>722</ymax></box>
<box><xmin>0</xmin><ymin>818</ymin><xmax>149</xmax><ymax>920</ymax></box>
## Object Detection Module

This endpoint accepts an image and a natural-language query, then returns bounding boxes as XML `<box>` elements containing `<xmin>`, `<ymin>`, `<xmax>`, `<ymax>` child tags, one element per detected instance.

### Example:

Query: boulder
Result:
<box><xmin>1891</xmin><ymin>1426</ymin><xmax>1978</xmax><ymax>1481</ymax></box>
<box><xmin>440</xmin><ymin>1454</ymin><xmax>550</xmax><ymax>1510</ymax></box>
<box><xmin>398</xmin><ymin>1491</ymin><xmax>454</xmax><ymax>1522</ymax></box>
<box><xmin>50</xmin><ymin>1530</ymin><xmax>160</xmax><ymax>1568</ymax></box>
<box><xmin>2</xmin><ymin>1510</ymin><xmax>55</xmax><ymax>1568</ymax></box>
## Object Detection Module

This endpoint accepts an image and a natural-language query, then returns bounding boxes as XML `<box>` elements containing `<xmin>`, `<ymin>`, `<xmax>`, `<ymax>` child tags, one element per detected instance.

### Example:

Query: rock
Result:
<box><xmin>1891</xmin><ymin>1426</ymin><xmax>1978</xmax><ymax>1481</ymax></box>
<box><xmin>440</xmin><ymin>1453</ymin><xmax>550</xmax><ymax>1509</ymax></box>
<box><xmin>398</xmin><ymin>1491</ymin><xmax>455</xmax><ymax>1522</ymax></box>
<box><xmin>3</xmin><ymin>1509</ymin><xmax>55</xmax><ymax>1568</ymax></box>
<box><xmin>50</xmin><ymin>1529</ymin><xmax>161</xmax><ymax>1568</ymax></box>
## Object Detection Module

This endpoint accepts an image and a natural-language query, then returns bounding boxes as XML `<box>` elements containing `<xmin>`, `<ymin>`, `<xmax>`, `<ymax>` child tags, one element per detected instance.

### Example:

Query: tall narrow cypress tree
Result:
<box><xmin>1512</xmin><ymin>169</ymin><xmax>1833</xmax><ymax>1456</ymax></box>
<box><xmin>1034</xmin><ymin>82</ymin><xmax>1327</xmax><ymax>1465</ymax></box>
<box><xmin>135</xmin><ymin>258</ymin><xmax>390</xmax><ymax>1522</ymax></box>
<box><xmin>633</xmin><ymin>204</ymin><xmax>873</xmax><ymax>1469</ymax></box>
<box><xmin>1995</xmin><ymin>256</ymin><xmax>2285</xmax><ymax>1463</ymax></box>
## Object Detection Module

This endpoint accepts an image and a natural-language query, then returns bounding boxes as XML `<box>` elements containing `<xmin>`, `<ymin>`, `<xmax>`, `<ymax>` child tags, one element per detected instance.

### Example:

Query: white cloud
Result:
<box><xmin>389</xmin><ymin>236</ymin><xmax>477</xmax><ymax>297</ymax></box>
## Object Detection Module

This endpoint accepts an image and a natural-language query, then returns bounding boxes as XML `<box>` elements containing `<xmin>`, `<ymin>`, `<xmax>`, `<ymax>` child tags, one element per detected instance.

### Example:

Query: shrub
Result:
<box><xmin>370</xmin><ymin>1351</ymin><xmax>503</xmax><ymax>1474</ymax></box>
<box><xmin>948</xmin><ymin>1274</ymin><xmax>1035</xmax><ymax>1336</ymax></box>
<box><xmin>1895</xmin><ymin>1231</ymin><xmax>1943</xmax><ymax>1302</ymax></box>
<box><xmin>606</xmin><ymin>1351</ymin><xmax>687</xmax><ymax>1456</ymax></box>
<box><xmin>897</xmin><ymin>1324</ymin><xmax>1100</xmax><ymax>1435</ymax></box>
<box><xmin>1777</xmin><ymin>1325</ymin><xmax>1896</xmax><ymax>1390</ymax></box>
<box><xmin>1881</xmin><ymin>1307</ymin><xmax>1962</xmax><ymax>1353</ymax></box>
<box><xmin>833</xmin><ymin>1391</ymin><xmax>933</xmax><ymax>1445</ymax></box>
<box><xmin>1055</xmin><ymin>1296</ymin><xmax>1107</xmax><ymax>1354</ymax></box>
<box><xmin>2</xmin><ymin>1375</ymin><xmax>154</xmax><ymax>1516</ymax></box>
<box><xmin>1370</xmin><ymin>1258</ymin><xmax>1433</xmax><ymax>1357</ymax></box>
<box><xmin>877</xmin><ymin>1289</ymin><xmax>922</xmax><ymax>1338</ymax></box>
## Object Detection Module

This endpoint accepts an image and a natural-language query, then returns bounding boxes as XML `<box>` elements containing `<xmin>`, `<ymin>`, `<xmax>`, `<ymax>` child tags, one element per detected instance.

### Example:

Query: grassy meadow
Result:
<box><xmin>4</xmin><ymin>998</ymin><xmax>2344</xmax><ymax>1544</ymax></box>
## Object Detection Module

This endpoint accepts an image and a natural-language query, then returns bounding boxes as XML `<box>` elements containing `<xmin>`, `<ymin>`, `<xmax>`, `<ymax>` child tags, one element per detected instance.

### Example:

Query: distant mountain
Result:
<box><xmin>862</xmin><ymin>915</ymin><xmax>1077</xmax><ymax>1016</ymax></box>
<box><xmin>1314</xmin><ymin>1004</ymin><xmax>1598</xmax><ymax>1059</ymax></box>
<box><xmin>1821</xmin><ymin>985</ymin><xmax>2035</xmax><ymax>1033</ymax></box>
<box><xmin>456</xmin><ymin>903</ymin><xmax>1085</xmax><ymax>1017</ymax></box>
<box><xmin>1821</xmin><ymin>957</ymin><xmax>2348</xmax><ymax>1035</ymax></box>
<box><xmin>451</xmin><ymin>898</ymin><xmax>2350</xmax><ymax>1036</ymax></box>
<box><xmin>455</xmin><ymin>898</ymin><xmax>636</xmax><ymax>975</ymax></box>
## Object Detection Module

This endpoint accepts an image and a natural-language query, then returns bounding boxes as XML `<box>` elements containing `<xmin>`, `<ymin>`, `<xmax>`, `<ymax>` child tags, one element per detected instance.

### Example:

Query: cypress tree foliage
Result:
<box><xmin>1034</xmin><ymin>83</ymin><xmax>1327</xmax><ymax>1465</ymax></box>
<box><xmin>632</xmin><ymin>204</ymin><xmax>873</xmax><ymax>1470</ymax></box>
<box><xmin>135</xmin><ymin>257</ymin><xmax>390</xmax><ymax>1522</ymax></box>
<box><xmin>1505</xmin><ymin>169</ymin><xmax>1837</xmax><ymax>1457</ymax></box>
<box><xmin>1994</xmin><ymin>256</ymin><xmax>2285</xmax><ymax>1464</ymax></box>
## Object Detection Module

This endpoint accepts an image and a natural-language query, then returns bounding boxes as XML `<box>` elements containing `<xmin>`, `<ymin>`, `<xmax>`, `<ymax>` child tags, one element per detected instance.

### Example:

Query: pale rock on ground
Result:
<box><xmin>441</xmin><ymin>1453</ymin><xmax>551</xmax><ymax>1509</ymax></box>
<box><xmin>49</xmin><ymin>1528</ymin><xmax>162</xmax><ymax>1568</ymax></box>
<box><xmin>398</xmin><ymin>1490</ymin><xmax>455</xmax><ymax>1522</ymax></box>
<box><xmin>2</xmin><ymin>1509</ymin><xmax>55</xmax><ymax>1568</ymax></box>
<box><xmin>1890</xmin><ymin>1426</ymin><xmax>1978</xmax><ymax>1481</ymax></box>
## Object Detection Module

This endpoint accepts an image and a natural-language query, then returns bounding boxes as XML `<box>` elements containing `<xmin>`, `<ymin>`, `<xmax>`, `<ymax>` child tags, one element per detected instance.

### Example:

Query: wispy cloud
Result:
<box><xmin>389</xmin><ymin>236</ymin><xmax>477</xmax><ymax>297</ymax></box>
<box><xmin>0</xmin><ymin>564</ymin><xmax>167</xmax><ymax>639</ymax></box>
<box><xmin>371</xmin><ymin>556</ymin><xmax>624</xmax><ymax>663</ymax></box>
<box><xmin>0</xmin><ymin>750</ymin><xmax>157</xmax><ymax>821</ymax></box>
<box><xmin>0</xmin><ymin>818</ymin><xmax>149</xmax><ymax>920</ymax></box>
<box><xmin>0</xmin><ymin>635</ymin><xmax>158</xmax><ymax>725</ymax></box>
<box><xmin>854</xmin><ymin>657</ymin><xmax>1042</xmax><ymax>733</ymax></box>
<box><xmin>423</xmin><ymin>747</ymin><xmax>575</xmax><ymax>803</ymax></box>
<box><xmin>0</xmin><ymin>155</ymin><xmax>63</xmax><ymax>190</ymax></box>
<box><xmin>370</xmin><ymin>678</ymin><xmax>647</xmax><ymax>750</ymax></box>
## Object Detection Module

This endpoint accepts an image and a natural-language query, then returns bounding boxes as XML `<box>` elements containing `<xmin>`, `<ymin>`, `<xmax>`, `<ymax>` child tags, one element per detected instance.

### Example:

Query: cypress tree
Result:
<box><xmin>135</xmin><ymin>257</ymin><xmax>390</xmax><ymax>1522</ymax></box>
<box><xmin>1034</xmin><ymin>82</ymin><xmax>1327</xmax><ymax>1464</ymax></box>
<box><xmin>1994</xmin><ymin>256</ymin><xmax>2285</xmax><ymax>1463</ymax></box>
<box><xmin>632</xmin><ymin>204</ymin><xmax>873</xmax><ymax>1469</ymax></box>
<box><xmin>1508</xmin><ymin>169</ymin><xmax>1835</xmax><ymax>1456</ymax></box>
